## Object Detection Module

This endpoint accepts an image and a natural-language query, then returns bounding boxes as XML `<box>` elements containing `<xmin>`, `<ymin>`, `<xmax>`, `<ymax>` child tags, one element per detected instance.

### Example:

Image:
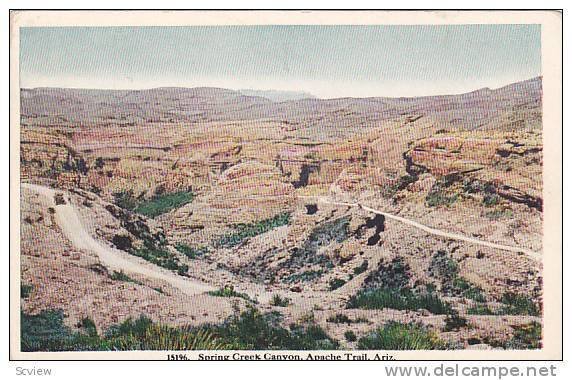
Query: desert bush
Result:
<box><xmin>357</xmin><ymin>321</ymin><xmax>447</xmax><ymax>350</ymax></box>
<box><xmin>506</xmin><ymin>322</ymin><xmax>542</xmax><ymax>349</ymax></box>
<box><xmin>94</xmin><ymin>157</ymin><xmax>105</xmax><ymax>169</ymax></box>
<box><xmin>482</xmin><ymin>194</ymin><xmax>500</xmax><ymax>207</ymax></box>
<box><xmin>129</xmin><ymin>246</ymin><xmax>188</xmax><ymax>276</ymax></box>
<box><xmin>326</xmin><ymin>314</ymin><xmax>353</xmax><ymax>324</ymax></box>
<box><xmin>217</xmin><ymin>212</ymin><xmax>291</xmax><ymax>248</ymax></box>
<box><xmin>110</xmin><ymin>270</ymin><xmax>141</xmax><ymax>285</ymax></box>
<box><xmin>112</xmin><ymin>234</ymin><xmax>132</xmax><ymax>251</ymax></box>
<box><xmin>22</xmin><ymin>308</ymin><xmax>339</xmax><ymax>351</ymax></box>
<box><xmin>175</xmin><ymin>244</ymin><xmax>208</xmax><ymax>259</ymax></box>
<box><xmin>21</xmin><ymin>284</ymin><xmax>33</xmax><ymax>299</ymax></box>
<box><xmin>451</xmin><ymin>277</ymin><xmax>486</xmax><ymax>302</ymax></box>
<box><xmin>269</xmin><ymin>294</ymin><xmax>290</xmax><ymax>307</ymax></box>
<box><xmin>430</xmin><ymin>251</ymin><xmax>486</xmax><ymax>302</ymax></box>
<box><xmin>344</xmin><ymin>330</ymin><xmax>357</xmax><ymax>342</ymax></box>
<box><xmin>353</xmin><ymin>260</ymin><xmax>369</xmax><ymax>275</ymax></box>
<box><xmin>347</xmin><ymin>288</ymin><xmax>453</xmax><ymax>315</ymax></box>
<box><xmin>209</xmin><ymin>308</ymin><xmax>338</xmax><ymax>350</ymax></box>
<box><xmin>21</xmin><ymin>310</ymin><xmax>79</xmax><ymax>352</ymax></box>
<box><xmin>364</xmin><ymin>257</ymin><xmax>411</xmax><ymax>290</ymax></box>
<box><xmin>484</xmin><ymin>208</ymin><xmax>513</xmax><ymax>220</ymax></box>
<box><xmin>208</xmin><ymin>285</ymin><xmax>255</xmax><ymax>303</ymax></box>
<box><xmin>329</xmin><ymin>278</ymin><xmax>347</xmax><ymax>291</ymax></box>
<box><xmin>113</xmin><ymin>190</ymin><xmax>138</xmax><ymax>211</ymax></box>
<box><xmin>284</xmin><ymin>270</ymin><xmax>324</xmax><ymax>283</ymax></box>
<box><xmin>54</xmin><ymin>193</ymin><xmax>66</xmax><ymax>205</ymax></box>
<box><xmin>498</xmin><ymin>292</ymin><xmax>540</xmax><ymax>316</ymax></box>
<box><xmin>467</xmin><ymin>304</ymin><xmax>495</xmax><ymax>315</ymax></box>
<box><xmin>426</xmin><ymin>191</ymin><xmax>457</xmax><ymax>207</ymax></box>
<box><xmin>443</xmin><ymin>314</ymin><xmax>468</xmax><ymax>332</ymax></box>
<box><xmin>484</xmin><ymin>322</ymin><xmax>542</xmax><ymax>350</ymax></box>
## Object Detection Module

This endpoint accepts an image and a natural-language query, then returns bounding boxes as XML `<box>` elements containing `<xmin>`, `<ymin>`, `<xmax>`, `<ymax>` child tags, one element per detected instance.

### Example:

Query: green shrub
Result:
<box><xmin>110</xmin><ymin>270</ymin><xmax>142</xmax><ymax>285</ymax></box>
<box><xmin>112</xmin><ymin>235</ymin><xmax>133</xmax><ymax>251</ymax></box>
<box><xmin>467</xmin><ymin>304</ymin><xmax>495</xmax><ymax>315</ymax></box>
<box><xmin>443</xmin><ymin>314</ymin><xmax>468</xmax><ymax>332</ymax></box>
<box><xmin>452</xmin><ymin>277</ymin><xmax>486</xmax><ymax>302</ymax></box>
<box><xmin>134</xmin><ymin>191</ymin><xmax>194</xmax><ymax>218</ymax></box>
<box><xmin>284</xmin><ymin>270</ymin><xmax>324</xmax><ymax>283</ymax></box>
<box><xmin>175</xmin><ymin>244</ymin><xmax>208</xmax><ymax>259</ymax></box>
<box><xmin>20</xmin><ymin>309</ymin><xmax>95</xmax><ymax>352</ymax></box>
<box><xmin>426</xmin><ymin>191</ymin><xmax>457</xmax><ymax>207</ymax></box>
<box><xmin>21</xmin><ymin>308</ymin><xmax>339</xmax><ymax>351</ymax></box>
<box><xmin>327</xmin><ymin>314</ymin><xmax>353</xmax><ymax>324</ymax></box>
<box><xmin>353</xmin><ymin>260</ymin><xmax>369</xmax><ymax>275</ymax></box>
<box><xmin>329</xmin><ymin>278</ymin><xmax>347</xmax><ymax>291</ymax></box>
<box><xmin>269</xmin><ymin>294</ymin><xmax>290</xmax><ymax>307</ymax></box>
<box><xmin>113</xmin><ymin>190</ymin><xmax>138</xmax><ymax>211</ymax></box>
<box><xmin>357</xmin><ymin>321</ymin><xmax>447</xmax><ymax>350</ymax></box>
<box><xmin>347</xmin><ymin>288</ymin><xmax>453</xmax><ymax>315</ymax></box>
<box><xmin>344</xmin><ymin>330</ymin><xmax>357</xmax><ymax>342</ymax></box>
<box><xmin>485</xmin><ymin>322</ymin><xmax>542</xmax><ymax>350</ymax></box>
<box><xmin>217</xmin><ymin>213</ymin><xmax>291</xmax><ymax>248</ymax></box>
<box><xmin>498</xmin><ymin>292</ymin><xmax>540</xmax><ymax>316</ymax></box>
<box><xmin>129</xmin><ymin>246</ymin><xmax>188</xmax><ymax>275</ymax></box>
<box><xmin>484</xmin><ymin>208</ymin><xmax>513</xmax><ymax>220</ymax></box>
<box><xmin>21</xmin><ymin>284</ymin><xmax>33</xmax><ymax>299</ymax></box>
<box><xmin>210</xmin><ymin>308</ymin><xmax>338</xmax><ymax>350</ymax></box>
<box><xmin>507</xmin><ymin>322</ymin><xmax>542</xmax><ymax>349</ymax></box>
<box><xmin>208</xmin><ymin>285</ymin><xmax>255</xmax><ymax>303</ymax></box>
<box><xmin>483</xmin><ymin>194</ymin><xmax>500</xmax><ymax>207</ymax></box>
<box><xmin>430</xmin><ymin>251</ymin><xmax>487</xmax><ymax>302</ymax></box>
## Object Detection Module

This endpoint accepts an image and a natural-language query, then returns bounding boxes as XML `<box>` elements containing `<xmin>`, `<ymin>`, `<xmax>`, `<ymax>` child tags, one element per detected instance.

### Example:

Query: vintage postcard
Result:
<box><xmin>9</xmin><ymin>10</ymin><xmax>562</xmax><ymax>360</ymax></box>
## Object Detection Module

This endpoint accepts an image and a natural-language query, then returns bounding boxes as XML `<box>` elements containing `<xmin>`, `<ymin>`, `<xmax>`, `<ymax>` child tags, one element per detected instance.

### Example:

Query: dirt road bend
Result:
<box><xmin>301</xmin><ymin>196</ymin><xmax>542</xmax><ymax>262</ymax></box>
<box><xmin>22</xmin><ymin>183</ymin><xmax>215</xmax><ymax>296</ymax></box>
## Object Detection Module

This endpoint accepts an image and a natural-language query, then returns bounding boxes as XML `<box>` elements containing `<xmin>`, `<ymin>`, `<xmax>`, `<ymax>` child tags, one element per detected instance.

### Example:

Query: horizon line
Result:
<box><xmin>19</xmin><ymin>75</ymin><xmax>541</xmax><ymax>100</ymax></box>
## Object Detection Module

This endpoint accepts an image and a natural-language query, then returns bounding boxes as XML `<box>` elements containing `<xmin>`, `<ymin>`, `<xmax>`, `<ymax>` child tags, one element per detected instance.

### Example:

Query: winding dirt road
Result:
<box><xmin>22</xmin><ymin>183</ymin><xmax>216</xmax><ymax>296</ymax></box>
<box><xmin>301</xmin><ymin>196</ymin><xmax>542</xmax><ymax>262</ymax></box>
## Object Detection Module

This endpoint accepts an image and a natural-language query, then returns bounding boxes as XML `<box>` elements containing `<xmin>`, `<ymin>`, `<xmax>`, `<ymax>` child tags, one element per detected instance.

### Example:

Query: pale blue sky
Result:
<box><xmin>20</xmin><ymin>25</ymin><xmax>541</xmax><ymax>98</ymax></box>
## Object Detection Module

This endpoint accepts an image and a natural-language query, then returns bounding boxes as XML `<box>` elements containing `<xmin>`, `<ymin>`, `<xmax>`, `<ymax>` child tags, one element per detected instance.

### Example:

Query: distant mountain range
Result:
<box><xmin>238</xmin><ymin>89</ymin><xmax>317</xmax><ymax>102</ymax></box>
<box><xmin>20</xmin><ymin>77</ymin><xmax>541</xmax><ymax>131</ymax></box>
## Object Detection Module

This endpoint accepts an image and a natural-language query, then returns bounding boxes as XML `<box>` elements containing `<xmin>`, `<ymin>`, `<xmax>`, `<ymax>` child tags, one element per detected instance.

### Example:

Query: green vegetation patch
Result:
<box><xmin>357</xmin><ymin>321</ymin><xmax>447</xmax><ymax>350</ymax></box>
<box><xmin>497</xmin><ymin>292</ymin><xmax>540</xmax><ymax>316</ymax></box>
<box><xmin>485</xmin><ymin>322</ymin><xmax>542</xmax><ymax>350</ymax></box>
<box><xmin>429</xmin><ymin>250</ymin><xmax>486</xmax><ymax>302</ymax></box>
<box><xmin>329</xmin><ymin>278</ymin><xmax>347</xmax><ymax>291</ymax></box>
<box><xmin>175</xmin><ymin>244</ymin><xmax>209</xmax><ymax>259</ymax></box>
<box><xmin>113</xmin><ymin>190</ymin><xmax>194</xmax><ymax>218</ymax></box>
<box><xmin>110</xmin><ymin>271</ymin><xmax>142</xmax><ymax>285</ymax></box>
<box><xmin>216</xmin><ymin>212</ymin><xmax>291</xmax><ymax>248</ymax></box>
<box><xmin>208</xmin><ymin>285</ymin><xmax>255</xmax><ymax>303</ymax></box>
<box><xmin>344</xmin><ymin>330</ymin><xmax>357</xmax><ymax>342</ymax></box>
<box><xmin>353</xmin><ymin>260</ymin><xmax>369</xmax><ymax>275</ymax></box>
<box><xmin>467</xmin><ymin>304</ymin><xmax>495</xmax><ymax>315</ymax></box>
<box><xmin>347</xmin><ymin>288</ymin><xmax>453</xmax><ymax>315</ymax></box>
<box><xmin>209</xmin><ymin>308</ymin><xmax>339</xmax><ymax>350</ymax></box>
<box><xmin>269</xmin><ymin>294</ymin><xmax>290</xmax><ymax>307</ymax></box>
<box><xmin>22</xmin><ymin>308</ymin><xmax>339</xmax><ymax>351</ymax></box>
<box><xmin>130</xmin><ymin>245</ymin><xmax>188</xmax><ymax>276</ymax></box>
<box><xmin>21</xmin><ymin>284</ymin><xmax>33</xmax><ymax>299</ymax></box>
<box><xmin>134</xmin><ymin>191</ymin><xmax>194</xmax><ymax>218</ymax></box>
<box><xmin>426</xmin><ymin>175</ymin><xmax>460</xmax><ymax>207</ymax></box>
<box><xmin>284</xmin><ymin>270</ymin><xmax>324</xmax><ymax>283</ymax></box>
<box><xmin>443</xmin><ymin>314</ymin><xmax>468</xmax><ymax>332</ymax></box>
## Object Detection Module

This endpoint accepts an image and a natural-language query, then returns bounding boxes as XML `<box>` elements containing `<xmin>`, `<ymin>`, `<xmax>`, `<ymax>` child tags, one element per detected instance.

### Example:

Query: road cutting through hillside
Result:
<box><xmin>301</xmin><ymin>196</ymin><xmax>542</xmax><ymax>262</ymax></box>
<box><xmin>21</xmin><ymin>183</ymin><xmax>216</xmax><ymax>297</ymax></box>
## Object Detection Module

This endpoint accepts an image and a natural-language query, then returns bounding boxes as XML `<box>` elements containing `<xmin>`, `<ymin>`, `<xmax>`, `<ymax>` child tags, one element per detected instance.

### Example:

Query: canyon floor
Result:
<box><xmin>19</xmin><ymin>78</ymin><xmax>543</xmax><ymax>351</ymax></box>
